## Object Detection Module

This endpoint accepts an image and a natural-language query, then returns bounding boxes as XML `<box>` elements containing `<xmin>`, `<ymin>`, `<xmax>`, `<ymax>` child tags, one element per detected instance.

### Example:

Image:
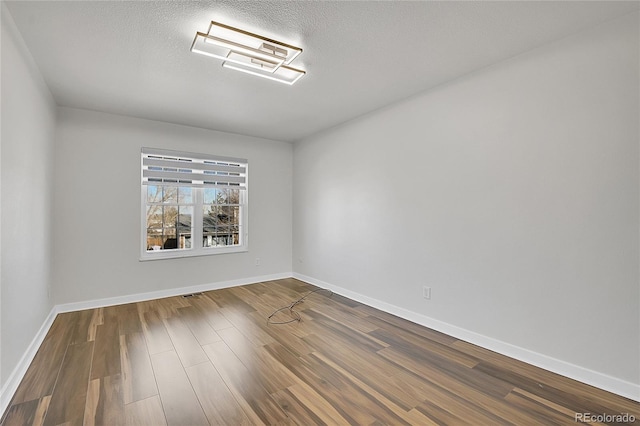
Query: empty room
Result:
<box><xmin>1</xmin><ymin>1</ymin><xmax>639</xmax><ymax>425</ymax></box>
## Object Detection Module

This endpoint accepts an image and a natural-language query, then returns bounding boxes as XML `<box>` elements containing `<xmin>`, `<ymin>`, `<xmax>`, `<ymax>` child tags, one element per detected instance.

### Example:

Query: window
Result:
<box><xmin>141</xmin><ymin>148</ymin><xmax>248</xmax><ymax>260</ymax></box>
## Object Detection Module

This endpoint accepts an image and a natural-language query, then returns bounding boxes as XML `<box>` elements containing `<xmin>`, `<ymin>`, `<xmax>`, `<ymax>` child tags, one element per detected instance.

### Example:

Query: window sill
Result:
<box><xmin>139</xmin><ymin>245</ymin><xmax>248</xmax><ymax>261</ymax></box>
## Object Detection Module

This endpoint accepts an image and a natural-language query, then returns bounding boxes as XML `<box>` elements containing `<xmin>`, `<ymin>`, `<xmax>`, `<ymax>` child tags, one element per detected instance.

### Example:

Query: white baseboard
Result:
<box><xmin>56</xmin><ymin>272</ymin><xmax>292</xmax><ymax>313</ymax></box>
<box><xmin>0</xmin><ymin>307</ymin><xmax>58</xmax><ymax>417</ymax></box>
<box><xmin>293</xmin><ymin>272</ymin><xmax>640</xmax><ymax>403</ymax></box>
<box><xmin>1</xmin><ymin>272</ymin><xmax>292</xmax><ymax>417</ymax></box>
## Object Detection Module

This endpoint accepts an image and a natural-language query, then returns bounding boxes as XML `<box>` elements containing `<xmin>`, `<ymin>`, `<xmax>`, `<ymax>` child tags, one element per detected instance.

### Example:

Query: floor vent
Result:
<box><xmin>182</xmin><ymin>292</ymin><xmax>203</xmax><ymax>298</ymax></box>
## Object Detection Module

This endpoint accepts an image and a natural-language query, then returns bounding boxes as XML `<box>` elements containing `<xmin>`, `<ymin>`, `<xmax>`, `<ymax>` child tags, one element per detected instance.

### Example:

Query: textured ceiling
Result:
<box><xmin>4</xmin><ymin>1</ymin><xmax>639</xmax><ymax>142</ymax></box>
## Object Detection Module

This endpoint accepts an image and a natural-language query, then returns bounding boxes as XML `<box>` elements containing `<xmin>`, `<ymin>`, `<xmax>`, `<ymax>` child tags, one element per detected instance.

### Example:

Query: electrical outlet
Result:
<box><xmin>423</xmin><ymin>286</ymin><xmax>431</xmax><ymax>300</ymax></box>
<box><xmin>255</xmin><ymin>258</ymin><xmax>260</xmax><ymax>266</ymax></box>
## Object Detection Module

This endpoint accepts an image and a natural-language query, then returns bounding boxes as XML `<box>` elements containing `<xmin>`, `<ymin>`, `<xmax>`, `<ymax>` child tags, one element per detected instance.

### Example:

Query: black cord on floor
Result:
<box><xmin>267</xmin><ymin>288</ymin><xmax>333</xmax><ymax>325</ymax></box>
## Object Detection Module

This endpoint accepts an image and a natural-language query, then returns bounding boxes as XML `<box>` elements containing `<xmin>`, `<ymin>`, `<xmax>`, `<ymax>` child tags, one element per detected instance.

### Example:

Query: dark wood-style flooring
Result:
<box><xmin>2</xmin><ymin>278</ymin><xmax>639</xmax><ymax>425</ymax></box>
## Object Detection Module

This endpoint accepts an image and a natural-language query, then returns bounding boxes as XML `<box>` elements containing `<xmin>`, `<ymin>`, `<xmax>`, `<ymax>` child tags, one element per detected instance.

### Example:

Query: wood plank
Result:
<box><xmin>369</xmin><ymin>327</ymin><xmax>479</xmax><ymax>368</ymax></box>
<box><xmin>357</xmin><ymin>305</ymin><xmax>458</xmax><ymax>346</ymax></box>
<box><xmin>364</xmin><ymin>312</ymin><xmax>460</xmax><ymax>347</ymax></box>
<box><xmin>83</xmin><ymin>375</ymin><xmax>125</xmax><ymax>426</ymax></box>
<box><xmin>43</xmin><ymin>341</ymin><xmax>93</xmax><ymax>426</ymax></box>
<box><xmin>177</xmin><ymin>305</ymin><xmax>222</xmax><ymax>346</ymax></box>
<box><xmin>189</xmin><ymin>296</ymin><xmax>234</xmax><ymax>330</ymax></box>
<box><xmin>322</xmin><ymin>291</ymin><xmax>361</xmax><ymax>308</ymax></box>
<box><xmin>504</xmin><ymin>388</ymin><xmax>582</xmax><ymax>424</ymax></box>
<box><xmin>272</xmin><ymin>278</ymin><xmax>315</xmax><ymax>293</ymax></box>
<box><xmin>150</xmin><ymin>351</ymin><xmax>208</xmax><ymax>426</ymax></box>
<box><xmin>311</xmin><ymin>350</ymin><xmax>431</xmax><ymax>424</ymax></box>
<box><xmin>119</xmin><ymin>332</ymin><xmax>157</xmax><ymax>404</ymax></box>
<box><xmin>247</xmin><ymin>310</ymin><xmax>315</xmax><ymax>356</ymax></box>
<box><xmin>204</xmin><ymin>289</ymin><xmax>255</xmax><ymax>313</ymax></box>
<box><xmin>306</xmin><ymin>337</ymin><xmax>422</xmax><ymax>411</ymax></box>
<box><xmin>217</xmin><ymin>327</ymin><xmax>296</xmax><ymax>394</ymax></box>
<box><xmin>10</xmin><ymin>314</ymin><xmax>75</xmax><ymax>404</ymax></box>
<box><xmin>270</xmin><ymin>388</ymin><xmax>327</xmax><ymax>425</ymax></box>
<box><xmin>219</xmin><ymin>308</ymin><xmax>276</xmax><ymax>347</ymax></box>
<box><xmin>261</xmin><ymin>342</ymin><xmax>374</xmax><ymax>425</ymax></box>
<box><xmin>303</xmin><ymin>308</ymin><xmax>388</xmax><ymax>352</ymax></box>
<box><xmin>302</xmin><ymin>352</ymin><xmax>411</xmax><ymax>425</ymax></box>
<box><xmin>302</xmin><ymin>299</ymin><xmax>379</xmax><ymax>333</ymax></box>
<box><xmin>87</xmin><ymin>308</ymin><xmax>104</xmax><ymax>342</ymax></box>
<box><xmin>32</xmin><ymin>396</ymin><xmax>50</xmax><ymax>426</ymax></box>
<box><xmin>2</xmin><ymin>399</ymin><xmax>39</xmax><ymax>426</ymax></box>
<box><xmin>140</xmin><ymin>309</ymin><xmax>174</xmax><ymax>355</ymax></box>
<box><xmin>162</xmin><ymin>316</ymin><xmax>208</xmax><ymax>367</ymax></box>
<box><xmin>124</xmin><ymin>396</ymin><xmax>167</xmax><ymax>426</ymax></box>
<box><xmin>152</xmin><ymin>296</ymin><xmax>191</xmax><ymax>320</ymax></box>
<box><xmin>68</xmin><ymin>309</ymin><xmax>95</xmax><ymax>345</ymax></box>
<box><xmin>228</xmin><ymin>286</ymin><xmax>283</xmax><ymax>317</ymax></box>
<box><xmin>455</xmin><ymin>340</ymin><xmax>640</xmax><ymax>416</ymax></box>
<box><xmin>284</xmin><ymin>383</ymin><xmax>350</xmax><ymax>425</ymax></box>
<box><xmin>473</xmin><ymin>361</ymin><xmax>638</xmax><ymax>417</ymax></box>
<box><xmin>116</xmin><ymin>303</ymin><xmax>142</xmax><ymax>335</ymax></box>
<box><xmin>395</xmin><ymin>364</ymin><xmax>556</xmax><ymax>425</ymax></box>
<box><xmin>202</xmin><ymin>341</ymin><xmax>288</xmax><ymax>424</ymax></box>
<box><xmin>413</xmin><ymin>399</ymin><xmax>469</xmax><ymax>425</ymax></box>
<box><xmin>302</xmin><ymin>332</ymin><xmax>404</xmax><ymax>378</ymax></box>
<box><xmin>91</xmin><ymin>307</ymin><xmax>121</xmax><ymax>379</ymax></box>
<box><xmin>185</xmin><ymin>361</ymin><xmax>255</xmax><ymax>426</ymax></box>
<box><xmin>397</xmin><ymin>369</ymin><xmax>508</xmax><ymax>425</ymax></box>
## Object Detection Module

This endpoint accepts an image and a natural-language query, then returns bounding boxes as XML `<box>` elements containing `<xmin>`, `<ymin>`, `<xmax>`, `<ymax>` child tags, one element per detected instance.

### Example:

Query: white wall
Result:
<box><xmin>293</xmin><ymin>12</ymin><xmax>639</xmax><ymax>390</ymax></box>
<box><xmin>1</xmin><ymin>5</ymin><xmax>57</xmax><ymax>389</ymax></box>
<box><xmin>53</xmin><ymin>108</ymin><xmax>292</xmax><ymax>305</ymax></box>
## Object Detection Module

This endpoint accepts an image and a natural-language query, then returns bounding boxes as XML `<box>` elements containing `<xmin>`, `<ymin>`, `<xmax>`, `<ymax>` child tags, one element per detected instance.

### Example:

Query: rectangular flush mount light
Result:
<box><xmin>190</xmin><ymin>20</ymin><xmax>305</xmax><ymax>84</ymax></box>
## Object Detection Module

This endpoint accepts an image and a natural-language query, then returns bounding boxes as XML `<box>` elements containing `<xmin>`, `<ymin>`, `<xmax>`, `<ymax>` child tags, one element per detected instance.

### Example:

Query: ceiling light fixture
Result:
<box><xmin>191</xmin><ymin>21</ymin><xmax>305</xmax><ymax>85</ymax></box>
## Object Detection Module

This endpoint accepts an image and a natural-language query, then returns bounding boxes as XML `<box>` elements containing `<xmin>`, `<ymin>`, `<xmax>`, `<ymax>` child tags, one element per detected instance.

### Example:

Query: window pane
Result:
<box><xmin>177</xmin><ymin>228</ymin><xmax>191</xmax><ymax>249</ymax></box>
<box><xmin>216</xmin><ymin>226</ymin><xmax>230</xmax><ymax>246</ymax></box>
<box><xmin>205</xmin><ymin>205</ymin><xmax>224</xmax><ymax>225</ymax></box>
<box><xmin>147</xmin><ymin>228</ymin><xmax>163</xmax><ymax>251</ymax></box>
<box><xmin>217</xmin><ymin>226</ymin><xmax>230</xmax><ymax>236</ymax></box>
<box><xmin>163</xmin><ymin>186</ymin><xmax>178</xmax><ymax>203</ymax></box>
<box><xmin>147</xmin><ymin>185</ymin><xmax>162</xmax><ymax>203</ymax></box>
<box><xmin>178</xmin><ymin>187</ymin><xmax>193</xmax><ymax>204</ymax></box>
<box><xmin>203</xmin><ymin>204</ymin><xmax>213</xmax><ymax>219</ymax></box>
<box><xmin>163</xmin><ymin>206</ymin><xmax>178</xmax><ymax>228</ymax></box>
<box><xmin>203</xmin><ymin>210</ymin><xmax>216</xmax><ymax>234</ymax></box>
<box><xmin>177</xmin><ymin>206</ymin><xmax>192</xmax><ymax>230</ymax></box>
<box><xmin>217</xmin><ymin>206</ymin><xmax>230</xmax><ymax>224</ymax></box>
<box><xmin>203</xmin><ymin>188</ymin><xmax>217</xmax><ymax>204</ymax></box>
<box><xmin>230</xmin><ymin>206</ymin><xmax>240</xmax><ymax>225</ymax></box>
<box><xmin>162</xmin><ymin>228</ymin><xmax>177</xmax><ymax>249</ymax></box>
<box><xmin>146</xmin><ymin>206</ymin><xmax>162</xmax><ymax>227</ymax></box>
<box><xmin>182</xmin><ymin>235</ymin><xmax>192</xmax><ymax>248</ymax></box>
<box><xmin>217</xmin><ymin>189</ymin><xmax>228</xmax><ymax>204</ymax></box>
<box><xmin>228</xmin><ymin>189</ymin><xmax>240</xmax><ymax>205</ymax></box>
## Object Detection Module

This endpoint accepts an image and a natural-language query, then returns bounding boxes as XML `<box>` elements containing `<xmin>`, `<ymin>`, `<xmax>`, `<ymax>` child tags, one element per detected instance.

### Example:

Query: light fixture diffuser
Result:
<box><xmin>206</xmin><ymin>21</ymin><xmax>302</xmax><ymax>66</ymax></box>
<box><xmin>191</xmin><ymin>20</ymin><xmax>305</xmax><ymax>84</ymax></box>
<box><xmin>191</xmin><ymin>32</ymin><xmax>284</xmax><ymax>72</ymax></box>
<box><xmin>223</xmin><ymin>54</ymin><xmax>306</xmax><ymax>85</ymax></box>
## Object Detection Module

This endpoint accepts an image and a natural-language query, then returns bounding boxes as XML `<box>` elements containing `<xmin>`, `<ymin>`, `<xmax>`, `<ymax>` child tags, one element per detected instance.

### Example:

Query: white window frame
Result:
<box><xmin>140</xmin><ymin>148</ymin><xmax>248</xmax><ymax>261</ymax></box>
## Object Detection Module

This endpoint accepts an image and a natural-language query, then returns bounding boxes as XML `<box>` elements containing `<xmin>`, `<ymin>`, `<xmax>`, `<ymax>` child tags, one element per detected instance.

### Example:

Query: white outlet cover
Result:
<box><xmin>423</xmin><ymin>286</ymin><xmax>431</xmax><ymax>299</ymax></box>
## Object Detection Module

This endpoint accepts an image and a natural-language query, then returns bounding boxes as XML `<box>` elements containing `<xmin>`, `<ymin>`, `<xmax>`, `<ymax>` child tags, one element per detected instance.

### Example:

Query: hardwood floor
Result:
<box><xmin>2</xmin><ymin>278</ymin><xmax>638</xmax><ymax>425</ymax></box>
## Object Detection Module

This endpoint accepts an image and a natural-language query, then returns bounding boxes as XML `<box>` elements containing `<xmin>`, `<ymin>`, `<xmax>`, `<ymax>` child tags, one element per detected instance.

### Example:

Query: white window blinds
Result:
<box><xmin>141</xmin><ymin>147</ymin><xmax>247</xmax><ymax>189</ymax></box>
